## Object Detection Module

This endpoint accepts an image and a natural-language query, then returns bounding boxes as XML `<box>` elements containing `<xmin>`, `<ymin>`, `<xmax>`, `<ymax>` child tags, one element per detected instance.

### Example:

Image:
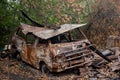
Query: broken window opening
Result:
<box><xmin>70</xmin><ymin>28</ymin><xmax>86</xmax><ymax>41</ymax></box>
<box><xmin>50</xmin><ymin>29</ymin><xmax>86</xmax><ymax>44</ymax></box>
<box><xmin>26</xmin><ymin>33</ymin><xmax>36</xmax><ymax>44</ymax></box>
<box><xmin>16</xmin><ymin>29</ymin><xmax>26</xmax><ymax>39</ymax></box>
<box><xmin>39</xmin><ymin>38</ymin><xmax>48</xmax><ymax>44</ymax></box>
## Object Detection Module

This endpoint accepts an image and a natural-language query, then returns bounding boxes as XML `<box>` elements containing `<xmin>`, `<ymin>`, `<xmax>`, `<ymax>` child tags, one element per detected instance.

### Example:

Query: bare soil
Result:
<box><xmin>0</xmin><ymin>57</ymin><xmax>120</xmax><ymax>80</ymax></box>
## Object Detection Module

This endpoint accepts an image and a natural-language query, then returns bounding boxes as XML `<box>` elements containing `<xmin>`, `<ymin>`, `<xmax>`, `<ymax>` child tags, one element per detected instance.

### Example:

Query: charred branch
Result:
<box><xmin>20</xmin><ymin>10</ymin><xmax>44</xmax><ymax>27</ymax></box>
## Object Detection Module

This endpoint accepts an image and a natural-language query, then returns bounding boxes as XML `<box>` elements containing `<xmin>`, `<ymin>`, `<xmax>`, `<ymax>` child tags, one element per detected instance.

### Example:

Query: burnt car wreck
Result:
<box><xmin>6</xmin><ymin>23</ymin><xmax>115</xmax><ymax>74</ymax></box>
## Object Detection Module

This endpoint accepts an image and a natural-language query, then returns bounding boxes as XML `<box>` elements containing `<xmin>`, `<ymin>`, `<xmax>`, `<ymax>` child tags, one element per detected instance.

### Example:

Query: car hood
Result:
<box><xmin>50</xmin><ymin>39</ymin><xmax>90</xmax><ymax>56</ymax></box>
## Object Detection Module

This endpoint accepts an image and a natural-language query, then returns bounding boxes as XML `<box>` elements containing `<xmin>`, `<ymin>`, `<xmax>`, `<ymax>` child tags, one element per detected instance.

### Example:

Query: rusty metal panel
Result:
<box><xmin>20</xmin><ymin>23</ymin><xmax>87</xmax><ymax>39</ymax></box>
<box><xmin>20</xmin><ymin>23</ymin><xmax>46</xmax><ymax>35</ymax></box>
<box><xmin>49</xmin><ymin>40</ymin><xmax>95</xmax><ymax>72</ymax></box>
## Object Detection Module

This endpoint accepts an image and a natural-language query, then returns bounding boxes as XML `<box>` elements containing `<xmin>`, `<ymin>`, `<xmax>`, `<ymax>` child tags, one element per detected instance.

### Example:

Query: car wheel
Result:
<box><xmin>0</xmin><ymin>51</ymin><xmax>8</xmax><ymax>58</ymax></box>
<box><xmin>40</xmin><ymin>63</ymin><xmax>50</xmax><ymax>75</ymax></box>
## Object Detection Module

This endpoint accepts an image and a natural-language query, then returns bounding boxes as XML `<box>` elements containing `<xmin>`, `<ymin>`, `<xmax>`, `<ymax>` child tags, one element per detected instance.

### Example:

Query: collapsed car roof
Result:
<box><xmin>20</xmin><ymin>23</ymin><xmax>87</xmax><ymax>39</ymax></box>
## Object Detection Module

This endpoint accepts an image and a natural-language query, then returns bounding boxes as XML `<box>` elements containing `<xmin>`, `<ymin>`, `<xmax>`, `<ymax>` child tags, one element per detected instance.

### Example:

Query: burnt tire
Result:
<box><xmin>40</xmin><ymin>64</ymin><xmax>50</xmax><ymax>75</ymax></box>
<box><xmin>0</xmin><ymin>52</ymin><xmax>8</xmax><ymax>58</ymax></box>
<box><xmin>11</xmin><ymin>50</ymin><xmax>21</xmax><ymax>61</ymax></box>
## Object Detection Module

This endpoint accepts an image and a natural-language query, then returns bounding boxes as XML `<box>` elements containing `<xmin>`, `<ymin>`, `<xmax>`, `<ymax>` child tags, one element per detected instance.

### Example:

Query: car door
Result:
<box><xmin>21</xmin><ymin>34</ymin><xmax>37</xmax><ymax>66</ymax></box>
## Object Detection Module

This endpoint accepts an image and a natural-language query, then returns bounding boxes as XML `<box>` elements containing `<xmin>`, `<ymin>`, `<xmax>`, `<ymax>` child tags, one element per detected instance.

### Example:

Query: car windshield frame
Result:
<box><xmin>50</xmin><ymin>28</ymin><xmax>87</xmax><ymax>44</ymax></box>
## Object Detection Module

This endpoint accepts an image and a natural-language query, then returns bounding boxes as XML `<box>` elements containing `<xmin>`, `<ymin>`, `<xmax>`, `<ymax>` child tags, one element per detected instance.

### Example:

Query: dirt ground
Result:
<box><xmin>0</xmin><ymin>57</ymin><xmax>120</xmax><ymax>80</ymax></box>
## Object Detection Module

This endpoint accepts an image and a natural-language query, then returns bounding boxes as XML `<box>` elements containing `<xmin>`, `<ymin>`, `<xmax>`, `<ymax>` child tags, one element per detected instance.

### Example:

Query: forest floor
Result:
<box><xmin>0</xmin><ymin>57</ymin><xmax>120</xmax><ymax>80</ymax></box>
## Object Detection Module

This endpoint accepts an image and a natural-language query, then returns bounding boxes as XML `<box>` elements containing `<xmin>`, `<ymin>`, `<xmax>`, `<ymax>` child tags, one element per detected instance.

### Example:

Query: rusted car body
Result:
<box><xmin>10</xmin><ymin>23</ymin><xmax>104</xmax><ymax>72</ymax></box>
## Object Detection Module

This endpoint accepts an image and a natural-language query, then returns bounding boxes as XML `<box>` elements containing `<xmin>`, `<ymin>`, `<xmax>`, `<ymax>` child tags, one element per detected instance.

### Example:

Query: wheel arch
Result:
<box><xmin>39</xmin><ymin>61</ymin><xmax>47</xmax><ymax>69</ymax></box>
